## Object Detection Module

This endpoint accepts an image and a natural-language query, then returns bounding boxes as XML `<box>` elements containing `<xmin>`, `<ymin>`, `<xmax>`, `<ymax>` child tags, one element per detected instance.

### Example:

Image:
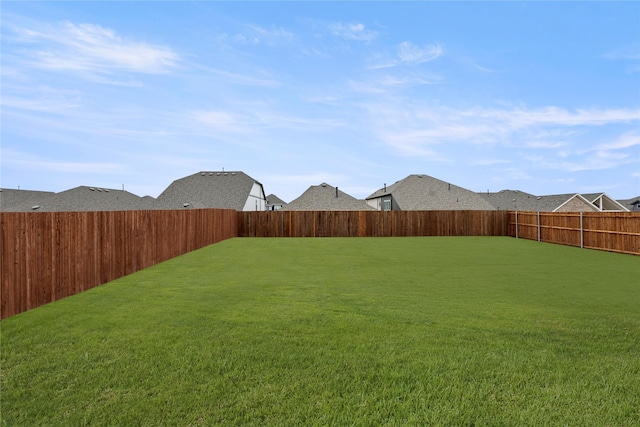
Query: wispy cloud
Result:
<box><xmin>364</xmin><ymin>102</ymin><xmax>640</xmax><ymax>160</ymax></box>
<box><xmin>369</xmin><ymin>41</ymin><xmax>443</xmax><ymax>69</ymax></box>
<box><xmin>191</xmin><ymin>108</ymin><xmax>345</xmax><ymax>135</ymax></box>
<box><xmin>10</xmin><ymin>20</ymin><xmax>178</xmax><ymax>77</ymax></box>
<box><xmin>198</xmin><ymin>66</ymin><xmax>281</xmax><ymax>87</ymax></box>
<box><xmin>3</xmin><ymin>149</ymin><xmax>123</xmax><ymax>174</ymax></box>
<box><xmin>329</xmin><ymin>22</ymin><xmax>377</xmax><ymax>42</ymax></box>
<box><xmin>595</xmin><ymin>131</ymin><xmax>640</xmax><ymax>150</ymax></box>
<box><xmin>397</xmin><ymin>41</ymin><xmax>443</xmax><ymax>64</ymax></box>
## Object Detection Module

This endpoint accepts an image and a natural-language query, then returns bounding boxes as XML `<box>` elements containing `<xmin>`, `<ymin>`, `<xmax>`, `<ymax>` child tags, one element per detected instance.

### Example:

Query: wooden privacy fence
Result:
<box><xmin>238</xmin><ymin>210</ymin><xmax>509</xmax><ymax>237</ymax></box>
<box><xmin>509</xmin><ymin>211</ymin><xmax>640</xmax><ymax>255</ymax></box>
<box><xmin>2</xmin><ymin>209</ymin><xmax>637</xmax><ymax>320</ymax></box>
<box><xmin>0</xmin><ymin>209</ymin><xmax>237</xmax><ymax>319</ymax></box>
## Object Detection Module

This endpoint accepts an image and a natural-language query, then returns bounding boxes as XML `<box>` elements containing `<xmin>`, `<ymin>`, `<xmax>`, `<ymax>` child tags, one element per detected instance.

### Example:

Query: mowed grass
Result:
<box><xmin>2</xmin><ymin>237</ymin><xmax>639</xmax><ymax>426</ymax></box>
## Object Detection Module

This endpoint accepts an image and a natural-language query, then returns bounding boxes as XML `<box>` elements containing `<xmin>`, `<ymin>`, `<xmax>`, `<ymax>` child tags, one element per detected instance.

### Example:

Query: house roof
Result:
<box><xmin>367</xmin><ymin>174</ymin><xmax>495</xmax><ymax>210</ymax></box>
<box><xmin>156</xmin><ymin>171</ymin><xmax>264</xmax><ymax>211</ymax></box>
<box><xmin>283</xmin><ymin>183</ymin><xmax>374</xmax><ymax>211</ymax></box>
<box><xmin>0</xmin><ymin>187</ymin><xmax>148</xmax><ymax>212</ymax></box>
<box><xmin>266</xmin><ymin>194</ymin><xmax>287</xmax><ymax>206</ymax></box>
<box><xmin>478</xmin><ymin>189</ymin><xmax>541</xmax><ymax>211</ymax></box>
<box><xmin>43</xmin><ymin>186</ymin><xmax>149</xmax><ymax>211</ymax></box>
<box><xmin>617</xmin><ymin>197</ymin><xmax>640</xmax><ymax>210</ymax></box>
<box><xmin>480</xmin><ymin>190</ymin><xmax>631</xmax><ymax>212</ymax></box>
<box><xmin>0</xmin><ymin>189</ymin><xmax>56</xmax><ymax>212</ymax></box>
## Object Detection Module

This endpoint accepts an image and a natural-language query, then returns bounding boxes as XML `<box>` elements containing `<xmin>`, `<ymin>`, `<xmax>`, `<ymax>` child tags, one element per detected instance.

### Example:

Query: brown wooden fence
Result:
<box><xmin>3</xmin><ymin>209</ymin><xmax>637</xmax><ymax>320</ymax></box>
<box><xmin>0</xmin><ymin>209</ymin><xmax>237</xmax><ymax>319</ymax></box>
<box><xmin>509</xmin><ymin>211</ymin><xmax>640</xmax><ymax>255</ymax></box>
<box><xmin>238</xmin><ymin>210</ymin><xmax>509</xmax><ymax>237</ymax></box>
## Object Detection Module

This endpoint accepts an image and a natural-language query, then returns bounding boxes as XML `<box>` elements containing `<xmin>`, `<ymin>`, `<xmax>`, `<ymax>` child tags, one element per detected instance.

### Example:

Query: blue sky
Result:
<box><xmin>2</xmin><ymin>1</ymin><xmax>639</xmax><ymax>202</ymax></box>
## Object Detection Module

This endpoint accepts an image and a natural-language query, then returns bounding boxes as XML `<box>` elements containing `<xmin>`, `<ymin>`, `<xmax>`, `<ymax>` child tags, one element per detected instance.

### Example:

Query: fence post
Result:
<box><xmin>537</xmin><ymin>211</ymin><xmax>541</xmax><ymax>242</ymax></box>
<box><xmin>515</xmin><ymin>211</ymin><xmax>518</xmax><ymax>239</ymax></box>
<box><xmin>580</xmin><ymin>212</ymin><xmax>584</xmax><ymax>249</ymax></box>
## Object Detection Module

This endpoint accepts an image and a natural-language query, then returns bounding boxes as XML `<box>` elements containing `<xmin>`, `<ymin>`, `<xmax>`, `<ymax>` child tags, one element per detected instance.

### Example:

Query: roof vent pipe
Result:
<box><xmin>336</xmin><ymin>187</ymin><xmax>339</xmax><ymax>198</ymax></box>
<box><xmin>384</xmin><ymin>183</ymin><xmax>387</xmax><ymax>192</ymax></box>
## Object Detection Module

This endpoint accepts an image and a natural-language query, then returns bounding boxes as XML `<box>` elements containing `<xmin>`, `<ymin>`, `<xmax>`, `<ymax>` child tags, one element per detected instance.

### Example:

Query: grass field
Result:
<box><xmin>2</xmin><ymin>237</ymin><xmax>639</xmax><ymax>426</ymax></box>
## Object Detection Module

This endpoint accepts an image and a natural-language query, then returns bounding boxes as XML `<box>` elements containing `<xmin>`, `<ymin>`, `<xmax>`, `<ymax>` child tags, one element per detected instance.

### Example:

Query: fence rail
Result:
<box><xmin>1</xmin><ymin>209</ymin><xmax>237</xmax><ymax>319</ymax></box>
<box><xmin>509</xmin><ymin>211</ymin><xmax>640</xmax><ymax>255</ymax></box>
<box><xmin>238</xmin><ymin>210</ymin><xmax>509</xmax><ymax>238</ymax></box>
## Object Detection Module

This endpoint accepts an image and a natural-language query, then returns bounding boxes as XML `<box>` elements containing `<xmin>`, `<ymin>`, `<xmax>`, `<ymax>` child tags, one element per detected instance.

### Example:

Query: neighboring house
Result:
<box><xmin>366</xmin><ymin>174</ymin><xmax>495</xmax><ymax>211</ymax></box>
<box><xmin>0</xmin><ymin>189</ymin><xmax>55</xmax><ymax>212</ymax></box>
<box><xmin>480</xmin><ymin>190</ymin><xmax>630</xmax><ymax>212</ymax></box>
<box><xmin>156</xmin><ymin>171</ymin><xmax>266</xmax><ymax>211</ymax></box>
<box><xmin>266</xmin><ymin>194</ymin><xmax>287</xmax><ymax>211</ymax></box>
<box><xmin>617</xmin><ymin>197</ymin><xmax>640</xmax><ymax>212</ymax></box>
<box><xmin>282</xmin><ymin>183</ymin><xmax>374</xmax><ymax>211</ymax></box>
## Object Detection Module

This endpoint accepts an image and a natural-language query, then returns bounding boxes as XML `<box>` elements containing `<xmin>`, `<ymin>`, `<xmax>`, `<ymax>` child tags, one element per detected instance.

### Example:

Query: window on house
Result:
<box><xmin>382</xmin><ymin>199</ymin><xmax>391</xmax><ymax>211</ymax></box>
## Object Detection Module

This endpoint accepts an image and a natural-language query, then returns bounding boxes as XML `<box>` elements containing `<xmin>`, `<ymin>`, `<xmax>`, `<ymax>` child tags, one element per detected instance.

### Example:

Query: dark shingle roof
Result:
<box><xmin>283</xmin><ymin>183</ymin><xmax>374</xmax><ymax>211</ymax></box>
<box><xmin>156</xmin><ymin>171</ymin><xmax>264</xmax><ymax>211</ymax></box>
<box><xmin>368</xmin><ymin>174</ymin><xmax>495</xmax><ymax>210</ymax></box>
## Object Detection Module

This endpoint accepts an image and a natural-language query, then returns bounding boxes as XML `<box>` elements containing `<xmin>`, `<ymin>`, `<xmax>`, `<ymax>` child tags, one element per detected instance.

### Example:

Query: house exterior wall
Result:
<box><xmin>367</xmin><ymin>195</ymin><xmax>395</xmax><ymax>211</ymax></box>
<box><xmin>555</xmin><ymin>197</ymin><xmax>598</xmax><ymax>212</ymax></box>
<box><xmin>242</xmin><ymin>182</ymin><xmax>267</xmax><ymax>211</ymax></box>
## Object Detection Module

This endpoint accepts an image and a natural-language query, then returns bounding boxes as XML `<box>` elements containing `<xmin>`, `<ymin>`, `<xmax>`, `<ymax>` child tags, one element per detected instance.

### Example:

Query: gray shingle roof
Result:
<box><xmin>367</xmin><ymin>174</ymin><xmax>495</xmax><ymax>210</ymax></box>
<box><xmin>479</xmin><ymin>190</ymin><xmax>548</xmax><ymax>211</ymax></box>
<box><xmin>283</xmin><ymin>183</ymin><xmax>374</xmax><ymax>211</ymax></box>
<box><xmin>617</xmin><ymin>197</ymin><xmax>640</xmax><ymax>211</ymax></box>
<box><xmin>480</xmin><ymin>191</ymin><xmax>631</xmax><ymax>212</ymax></box>
<box><xmin>43</xmin><ymin>186</ymin><xmax>148</xmax><ymax>211</ymax></box>
<box><xmin>0</xmin><ymin>189</ymin><xmax>56</xmax><ymax>212</ymax></box>
<box><xmin>156</xmin><ymin>171</ymin><xmax>264</xmax><ymax>211</ymax></box>
<box><xmin>0</xmin><ymin>187</ymin><xmax>148</xmax><ymax>212</ymax></box>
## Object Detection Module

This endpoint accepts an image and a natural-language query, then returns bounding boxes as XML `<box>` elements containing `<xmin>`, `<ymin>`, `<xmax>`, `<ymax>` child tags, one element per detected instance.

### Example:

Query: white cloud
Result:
<box><xmin>330</xmin><ymin>22</ymin><xmax>377</xmax><ymax>42</ymax></box>
<box><xmin>595</xmin><ymin>131</ymin><xmax>640</xmax><ymax>150</ymax></box>
<box><xmin>12</xmin><ymin>20</ymin><xmax>178</xmax><ymax>76</ymax></box>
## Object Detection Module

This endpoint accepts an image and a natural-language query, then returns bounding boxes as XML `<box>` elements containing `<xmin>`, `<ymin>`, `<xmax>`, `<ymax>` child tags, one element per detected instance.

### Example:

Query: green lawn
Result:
<box><xmin>2</xmin><ymin>237</ymin><xmax>639</xmax><ymax>426</ymax></box>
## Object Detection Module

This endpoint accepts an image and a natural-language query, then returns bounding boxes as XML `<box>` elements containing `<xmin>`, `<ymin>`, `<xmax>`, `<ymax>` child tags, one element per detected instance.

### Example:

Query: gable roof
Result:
<box><xmin>283</xmin><ymin>183</ymin><xmax>374</xmax><ymax>211</ymax></box>
<box><xmin>266</xmin><ymin>194</ymin><xmax>287</xmax><ymax>207</ymax></box>
<box><xmin>367</xmin><ymin>174</ymin><xmax>495</xmax><ymax>210</ymax></box>
<box><xmin>156</xmin><ymin>171</ymin><xmax>264</xmax><ymax>211</ymax></box>
<box><xmin>0</xmin><ymin>189</ymin><xmax>56</xmax><ymax>212</ymax></box>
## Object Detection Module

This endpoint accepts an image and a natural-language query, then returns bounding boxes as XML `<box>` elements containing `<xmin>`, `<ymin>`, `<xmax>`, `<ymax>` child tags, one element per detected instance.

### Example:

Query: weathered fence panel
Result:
<box><xmin>509</xmin><ymin>211</ymin><xmax>640</xmax><ymax>255</ymax></box>
<box><xmin>238</xmin><ymin>210</ymin><xmax>509</xmax><ymax>238</ymax></box>
<box><xmin>0</xmin><ymin>209</ymin><xmax>237</xmax><ymax>319</ymax></box>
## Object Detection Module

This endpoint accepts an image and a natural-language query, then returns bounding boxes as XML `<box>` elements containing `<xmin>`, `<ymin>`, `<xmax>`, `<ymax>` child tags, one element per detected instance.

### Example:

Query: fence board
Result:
<box><xmin>0</xmin><ymin>209</ymin><xmax>237</xmax><ymax>319</ymax></box>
